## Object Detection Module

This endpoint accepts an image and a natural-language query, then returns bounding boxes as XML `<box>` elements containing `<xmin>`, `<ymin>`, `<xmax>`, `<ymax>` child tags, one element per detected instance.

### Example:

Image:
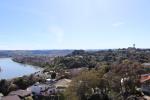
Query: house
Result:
<box><xmin>140</xmin><ymin>74</ymin><xmax>150</xmax><ymax>96</ymax></box>
<box><xmin>140</xmin><ymin>74</ymin><xmax>150</xmax><ymax>83</ymax></box>
<box><xmin>54</xmin><ymin>79</ymin><xmax>72</xmax><ymax>93</ymax></box>
<box><xmin>142</xmin><ymin>63</ymin><xmax>150</xmax><ymax>71</ymax></box>
<box><xmin>0</xmin><ymin>93</ymin><xmax>3</xmax><ymax>100</ymax></box>
<box><xmin>142</xmin><ymin>63</ymin><xmax>150</xmax><ymax>66</ymax></box>
<box><xmin>2</xmin><ymin>95</ymin><xmax>21</xmax><ymax>100</ymax></box>
<box><xmin>46</xmin><ymin>78</ymin><xmax>56</xmax><ymax>84</ymax></box>
<box><xmin>27</xmin><ymin>83</ymin><xmax>56</xmax><ymax>95</ymax></box>
<box><xmin>27</xmin><ymin>78</ymin><xmax>72</xmax><ymax>96</ymax></box>
<box><xmin>9</xmin><ymin>90</ymin><xmax>32</xmax><ymax>99</ymax></box>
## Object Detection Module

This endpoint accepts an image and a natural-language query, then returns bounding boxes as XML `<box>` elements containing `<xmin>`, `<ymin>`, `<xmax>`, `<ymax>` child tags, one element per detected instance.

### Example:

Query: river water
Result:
<box><xmin>0</xmin><ymin>58</ymin><xmax>41</xmax><ymax>79</ymax></box>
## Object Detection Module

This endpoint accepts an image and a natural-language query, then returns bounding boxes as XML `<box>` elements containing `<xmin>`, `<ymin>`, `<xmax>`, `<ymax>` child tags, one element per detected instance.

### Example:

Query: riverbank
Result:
<box><xmin>0</xmin><ymin>72</ymin><xmax>45</xmax><ymax>96</ymax></box>
<box><xmin>12</xmin><ymin>56</ymin><xmax>54</xmax><ymax>68</ymax></box>
<box><xmin>0</xmin><ymin>58</ymin><xmax>42</xmax><ymax>79</ymax></box>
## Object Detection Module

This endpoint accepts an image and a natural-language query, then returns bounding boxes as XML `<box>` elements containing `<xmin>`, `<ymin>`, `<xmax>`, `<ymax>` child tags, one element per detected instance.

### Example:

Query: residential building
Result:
<box><xmin>2</xmin><ymin>95</ymin><xmax>21</xmax><ymax>100</ymax></box>
<box><xmin>140</xmin><ymin>74</ymin><xmax>150</xmax><ymax>96</ymax></box>
<box><xmin>0</xmin><ymin>93</ymin><xmax>3</xmax><ymax>100</ymax></box>
<box><xmin>27</xmin><ymin>83</ymin><xmax>56</xmax><ymax>95</ymax></box>
<box><xmin>54</xmin><ymin>79</ymin><xmax>72</xmax><ymax>93</ymax></box>
<box><xmin>9</xmin><ymin>90</ymin><xmax>32</xmax><ymax>99</ymax></box>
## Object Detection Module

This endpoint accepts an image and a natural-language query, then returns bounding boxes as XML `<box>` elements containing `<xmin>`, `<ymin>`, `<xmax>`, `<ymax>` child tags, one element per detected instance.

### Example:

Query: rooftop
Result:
<box><xmin>2</xmin><ymin>95</ymin><xmax>21</xmax><ymax>100</ymax></box>
<box><xmin>142</xmin><ymin>63</ymin><xmax>150</xmax><ymax>66</ymax></box>
<box><xmin>9</xmin><ymin>90</ymin><xmax>31</xmax><ymax>97</ymax></box>
<box><xmin>54</xmin><ymin>79</ymin><xmax>72</xmax><ymax>88</ymax></box>
<box><xmin>140</xmin><ymin>74</ymin><xmax>150</xmax><ymax>83</ymax></box>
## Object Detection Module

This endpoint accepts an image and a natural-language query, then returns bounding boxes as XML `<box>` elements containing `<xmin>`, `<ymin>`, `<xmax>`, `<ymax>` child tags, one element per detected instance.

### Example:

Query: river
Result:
<box><xmin>0</xmin><ymin>58</ymin><xmax>41</xmax><ymax>79</ymax></box>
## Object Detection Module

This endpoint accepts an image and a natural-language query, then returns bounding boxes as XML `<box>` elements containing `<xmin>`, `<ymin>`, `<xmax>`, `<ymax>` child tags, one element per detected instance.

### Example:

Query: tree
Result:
<box><xmin>106</xmin><ymin>60</ymin><xmax>142</xmax><ymax>99</ymax></box>
<box><xmin>64</xmin><ymin>69</ymin><xmax>108</xmax><ymax>100</ymax></box>
<box><xmin>51</xmin><ymin>72</ymin><xmax>56</xmax><ymax>79</ymax></box>
<box><xmin>0</xmin><ymin>79</ymin><xmax>10</xmax><ymax>95</ymax></box>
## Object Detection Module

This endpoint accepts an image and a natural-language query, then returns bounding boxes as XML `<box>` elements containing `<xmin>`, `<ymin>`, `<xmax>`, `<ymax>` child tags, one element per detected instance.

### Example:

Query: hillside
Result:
<box><xmin>0</xmin><ymin>50</ymin><xmax>73</xmax><ymax>57</ymax></box>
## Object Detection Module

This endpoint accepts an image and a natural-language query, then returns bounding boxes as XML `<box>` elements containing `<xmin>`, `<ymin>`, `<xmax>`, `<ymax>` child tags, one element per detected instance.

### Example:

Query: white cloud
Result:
<box><xmin>112</xmin><ymin>22</ymin><xmax>124</xmax><ymax>27</ymax></box>
<box><xmin>49</xmin><ymin>26</ymin><xmax>64</xmax><ymax>44</ymax></box>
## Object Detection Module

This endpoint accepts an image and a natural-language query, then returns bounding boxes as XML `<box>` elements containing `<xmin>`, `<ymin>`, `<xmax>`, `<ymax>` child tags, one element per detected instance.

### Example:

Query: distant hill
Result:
<box><xmin>0</xmin><ymin>50</ymin><xmax>73</xmax><ymax>57</ymax></box>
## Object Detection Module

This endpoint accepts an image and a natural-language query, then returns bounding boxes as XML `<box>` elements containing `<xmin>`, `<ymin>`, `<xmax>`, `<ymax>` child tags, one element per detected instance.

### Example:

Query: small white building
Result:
<box><xmin>46</xmin><ymin>79</ymin><xmax>56</xmax><ymax>84</ymax></box>
<box><xmin>0</xmin><ymin>93</ymin><xmax>3</xmax><ymax>100</ymax></box>
<box><xmin>27</xmin><ymin>79</ymin><xmax>72</xmax><ymax>96</ymax></box>
<box><xmin>27</xmin><ymin>82</ymin><xmax>56</xmax><ymax>95</ymax></box>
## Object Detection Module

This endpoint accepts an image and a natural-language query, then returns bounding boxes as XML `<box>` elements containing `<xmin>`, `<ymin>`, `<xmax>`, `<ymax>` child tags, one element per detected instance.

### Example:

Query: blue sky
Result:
<box><xmin>0</xmin><ymin>0</ymin><xmax>150</xmax><ymax>50</ymax></box>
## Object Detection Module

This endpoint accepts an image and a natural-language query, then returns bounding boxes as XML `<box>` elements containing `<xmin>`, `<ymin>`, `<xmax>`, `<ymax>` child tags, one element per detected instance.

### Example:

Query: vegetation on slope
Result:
<box><xmin>2</xmin><ymin>49</ymin><xmax>150</xmax><ymax>99</ymax></box>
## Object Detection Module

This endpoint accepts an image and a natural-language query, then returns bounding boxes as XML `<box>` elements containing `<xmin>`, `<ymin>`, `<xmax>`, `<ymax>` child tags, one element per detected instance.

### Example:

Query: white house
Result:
<box><xmin>27</xmin><ymin>79</ymin><xmax>72</xmax><ymax>96</ymax></box>
<box><xmin>0</xmin><ymin>93</ymin><xmax>3</xmax><ymax>100</ymax></box>
<box><xmin>27</xmin><ymin>82</ymin><xmax>56</xmax><ymax>95</ymax></box>
<box><xmin>46</xmin><ymin>79</ymin><xmax>56</xmax><ymax>84</ymax></box>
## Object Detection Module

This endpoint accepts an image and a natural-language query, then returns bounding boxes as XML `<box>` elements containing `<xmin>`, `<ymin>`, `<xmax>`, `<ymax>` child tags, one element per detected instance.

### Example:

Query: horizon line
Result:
<box><xmin>0</xmin><ymin>47</ymin><xmax>150</xmax><ymax>51</ymax></box>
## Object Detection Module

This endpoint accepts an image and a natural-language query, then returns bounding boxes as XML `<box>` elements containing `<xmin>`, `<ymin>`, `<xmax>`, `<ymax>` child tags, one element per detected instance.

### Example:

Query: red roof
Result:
<box><xmin>140</xmin><ymin>74</ymin><xmax>150</xmax><ymax>83</ymax></box>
